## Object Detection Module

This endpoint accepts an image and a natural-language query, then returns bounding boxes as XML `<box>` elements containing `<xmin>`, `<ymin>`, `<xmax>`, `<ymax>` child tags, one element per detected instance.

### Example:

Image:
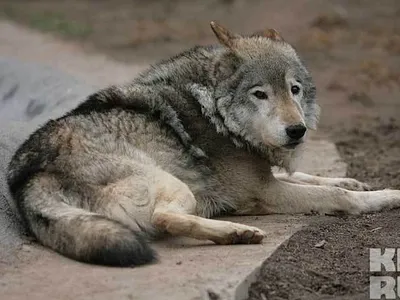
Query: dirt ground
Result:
<box><xmin>1</xmin><ymin>0</ymin><xmax>399</xmax><ymax>299</ymax></box>
<box><xmin>247</xmin><ymin>210</ymin><xmax>400</xmax><ymax>300</ymax></box>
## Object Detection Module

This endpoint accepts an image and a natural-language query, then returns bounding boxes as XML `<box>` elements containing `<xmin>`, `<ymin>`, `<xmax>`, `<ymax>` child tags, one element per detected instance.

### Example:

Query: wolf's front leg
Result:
<box><xmin>275</xmin><ymin>171</ymin><xmax>371</xmax><ymax>191</ymax></box>
<box><xmin>253</xmin><ymin>179</ymin><xmax>400</xmax><ymax>215</ymax></box>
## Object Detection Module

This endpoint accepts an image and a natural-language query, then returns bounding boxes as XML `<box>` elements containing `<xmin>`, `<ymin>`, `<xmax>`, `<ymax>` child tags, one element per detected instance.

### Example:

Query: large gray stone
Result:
<box><xmin>0</xmin><ymin>57</ymin><xmax>96</xmax><ymax>264</ymax></box>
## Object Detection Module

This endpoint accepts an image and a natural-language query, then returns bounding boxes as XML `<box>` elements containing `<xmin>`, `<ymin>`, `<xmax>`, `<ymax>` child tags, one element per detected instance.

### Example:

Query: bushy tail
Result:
<box><xmin>12</xmin><ymin>175</ymin><xmax>156</xmax><ymax>267</ymax></box>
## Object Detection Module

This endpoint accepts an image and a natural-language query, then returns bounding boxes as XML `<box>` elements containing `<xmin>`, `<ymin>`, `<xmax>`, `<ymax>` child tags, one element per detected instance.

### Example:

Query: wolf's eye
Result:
<box><xmin>291</xmin><ymin>85</ymin><xmax>300</xmax><ymax>95</ymax></box>
<box><xmin>253</xmin><ymin>91</ymin><xmax>268</xmax><ymax>100</ymax></box>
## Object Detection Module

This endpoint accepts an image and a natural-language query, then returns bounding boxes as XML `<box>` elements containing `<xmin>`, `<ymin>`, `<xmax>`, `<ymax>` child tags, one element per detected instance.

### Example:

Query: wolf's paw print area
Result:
<box><xmin>213</xmin><ymin>224</ymin><xmax>266</xmax><ymax>245</ymax></box>
<box><xmin>25</xmin><ymin>99</ymin><xmax>46</xmax><ymax>118</ymax></box>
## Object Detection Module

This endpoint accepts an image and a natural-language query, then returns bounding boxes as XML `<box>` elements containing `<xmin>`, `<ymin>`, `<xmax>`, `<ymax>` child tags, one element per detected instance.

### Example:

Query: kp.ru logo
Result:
<box><xmin>370</xmin><ymin>248</ymin><xmax>400</xmax><ymax>299</ymax></box>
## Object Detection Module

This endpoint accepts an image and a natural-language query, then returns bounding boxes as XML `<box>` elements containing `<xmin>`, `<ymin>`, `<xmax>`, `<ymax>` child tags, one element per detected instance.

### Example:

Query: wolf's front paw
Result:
<box><xmin>213</xmin><ymin>224</ymin><xmax>266</xmax><ymax>245</ymax></box>
<box><xmin>333</xmin><ymin>178</ymin><xmax>372</xmax><ymax>191</ymax></box>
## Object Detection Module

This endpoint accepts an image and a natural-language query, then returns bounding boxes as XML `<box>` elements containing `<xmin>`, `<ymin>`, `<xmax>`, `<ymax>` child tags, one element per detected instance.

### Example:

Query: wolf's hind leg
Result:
<box><xmin>150</xmin><ymin>170</ymin><xmax>265</xmax><ymax>244</ymax></box>
<box><xmin>20</xmin><ymin>173</ymin><xmax>155</xmax><ymax>266</ymax></box>
<box><xmin>78</xmin><ymin>156</ymin><xmax>266</xmax><ymax>245</ymax></box>
<box><xmin>275</xmin><ymin>172</ymin><xmax>371</xmax><ymax>191</ymax></box>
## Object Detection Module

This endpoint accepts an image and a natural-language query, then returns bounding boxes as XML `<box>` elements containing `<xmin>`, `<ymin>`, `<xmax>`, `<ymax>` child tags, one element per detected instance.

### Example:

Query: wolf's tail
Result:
<box><xmin>10</xmin><ymin>174</ymin><xmax>156</xmax><ymax>267</ymax></box>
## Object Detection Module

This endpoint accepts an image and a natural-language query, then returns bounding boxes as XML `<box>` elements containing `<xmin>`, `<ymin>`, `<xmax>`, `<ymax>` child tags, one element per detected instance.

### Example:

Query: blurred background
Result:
<box><xmin>0</xmin><ymin>0</ymin><xmax>399</xmax><ymax>186</ymax></box>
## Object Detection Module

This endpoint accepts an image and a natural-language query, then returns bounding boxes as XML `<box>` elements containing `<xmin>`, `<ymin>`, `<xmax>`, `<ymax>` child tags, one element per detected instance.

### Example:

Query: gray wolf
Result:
<box><xmin>7</xmin><ymin>22</ymin><xmax>400</xmax><ymax>266</ymax></box>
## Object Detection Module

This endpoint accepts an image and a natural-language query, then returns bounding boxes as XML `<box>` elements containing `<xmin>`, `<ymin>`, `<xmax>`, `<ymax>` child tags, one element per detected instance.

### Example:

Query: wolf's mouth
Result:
<box><xmin>283</xmin><ymin>141</ymin><xmax>302</xmax><ymax>149</ymax></box>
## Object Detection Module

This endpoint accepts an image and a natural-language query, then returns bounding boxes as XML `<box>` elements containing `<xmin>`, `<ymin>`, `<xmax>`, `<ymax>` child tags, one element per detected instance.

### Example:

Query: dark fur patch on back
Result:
<box><xmin>63</xmin><ymin>92</ymin><xmax>126</xmax><ymax>117</ymax></box>
<box><xmin>62</xmin><ymin>87</ymin><xmax>208</xmax><ymax>162</ymax></box>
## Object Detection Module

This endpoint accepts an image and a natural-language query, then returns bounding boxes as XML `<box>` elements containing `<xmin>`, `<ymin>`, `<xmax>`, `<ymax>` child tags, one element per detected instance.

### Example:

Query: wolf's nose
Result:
<box><xmin>285</xmin><ymin>124</ymin><xmax>307</xmax><ymax>140</ymax></box>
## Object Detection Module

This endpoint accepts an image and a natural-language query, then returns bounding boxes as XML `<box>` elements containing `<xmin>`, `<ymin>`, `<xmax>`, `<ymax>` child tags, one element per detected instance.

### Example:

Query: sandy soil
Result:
<box><xmin>0</xmin><ymin>0</ymin><xmax>399</xmax><ymax>299</ymax></box>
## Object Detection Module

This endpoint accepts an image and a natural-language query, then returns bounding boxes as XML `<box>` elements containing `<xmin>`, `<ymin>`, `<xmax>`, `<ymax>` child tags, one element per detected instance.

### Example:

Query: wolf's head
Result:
<box><xmin>209</xmin><ymin>22</ymin><xmax>319</xmax><ymax>152</ymax></box>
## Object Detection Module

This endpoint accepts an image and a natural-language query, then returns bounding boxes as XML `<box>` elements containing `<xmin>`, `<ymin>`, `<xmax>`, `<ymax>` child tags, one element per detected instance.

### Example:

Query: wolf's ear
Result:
<box><xmin>210</xmin><ymin>21</ymin><xmax>241</xmax><ymax>48</ymax></box>
<box><xmin>251</xmin><ymin>28</ymin><xmax>284</xmax><ymax>41</ymax></box>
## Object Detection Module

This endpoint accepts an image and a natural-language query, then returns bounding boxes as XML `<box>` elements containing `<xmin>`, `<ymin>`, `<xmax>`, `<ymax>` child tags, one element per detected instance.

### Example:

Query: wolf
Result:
<box><xmin>7</xmin><ymin>22</ymin><xmax>400</xmax><ymax>267</ymax></box>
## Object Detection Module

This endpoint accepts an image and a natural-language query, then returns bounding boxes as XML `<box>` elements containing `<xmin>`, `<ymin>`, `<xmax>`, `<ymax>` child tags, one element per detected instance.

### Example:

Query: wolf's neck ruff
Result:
<box><xmin>186</xmin><ymin>82</ymin><xmax>301</xmax><ymax>173</ymax></box>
